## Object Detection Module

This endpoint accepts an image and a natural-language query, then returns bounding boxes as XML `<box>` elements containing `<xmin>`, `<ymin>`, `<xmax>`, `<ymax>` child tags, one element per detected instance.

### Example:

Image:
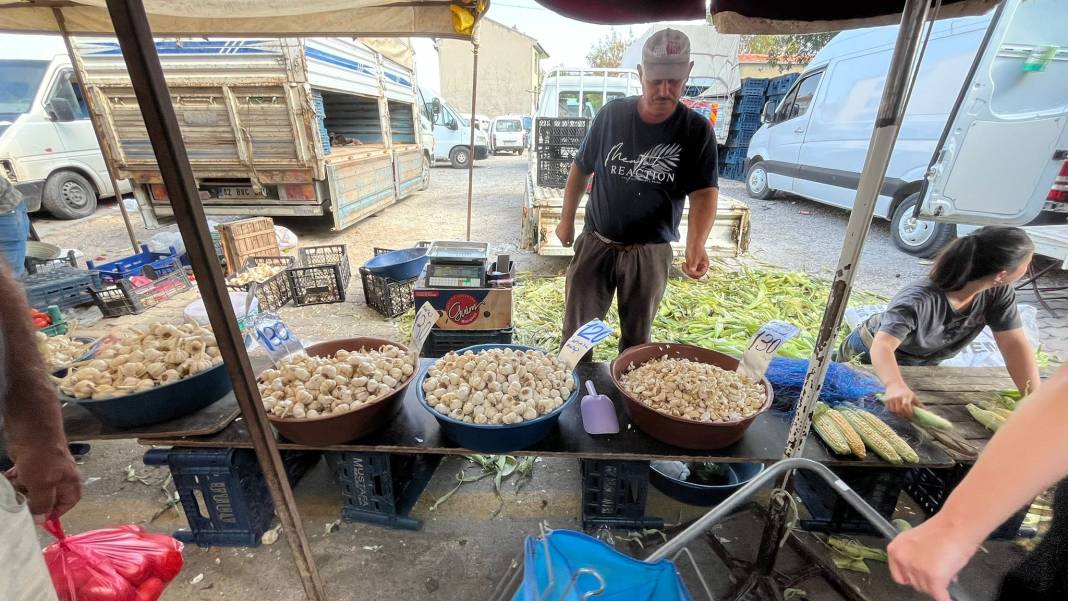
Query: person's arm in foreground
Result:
<box><xmin>992</xmin><ymin>327</ymin><xmax>1041</xmax><ymax>396</ymax></box>
<box><xmin>682</xmin><ymin>186</ymin><xmax>717</xmax><ymax>278</ymax></box>
<box><xmin>869</xmin><ymin>331</ymin><xmax>919</xmax><ymax>417</ymax></box>
<box><xmin>555</xmin><ymin>163</ymin><xmax>592</xmax><ymax>247</ymax></box>
<box><xmin>0</xmin><ymin>262</ymin><xmax>80</xmax><ymax>517</ymax></box>
<box><xmin>888</xmin><ymin>364</ymin><xmax>1068</xmax><ymax>601</ymax></box>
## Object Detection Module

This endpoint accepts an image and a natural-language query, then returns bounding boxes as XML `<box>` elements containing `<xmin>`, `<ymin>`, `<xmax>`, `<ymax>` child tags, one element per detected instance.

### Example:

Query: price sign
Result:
<box><xmin>254</xmin><ymin>315</ymin><xmax>304</xmax><ymax>363</ymax></box>
<box><xmin>737</xmin><ymin>320</ymin><xmax>799</xmax><ymax>381</ymax></box>
<box><xmin>411</xmin><ymin>302</ymin><xmax>440</xmax><ymax>359</ymax></box>
<box><xmin>558</xmin><ymin>319</ymin><xmax>613</xmax><ymax>369</ymax></box>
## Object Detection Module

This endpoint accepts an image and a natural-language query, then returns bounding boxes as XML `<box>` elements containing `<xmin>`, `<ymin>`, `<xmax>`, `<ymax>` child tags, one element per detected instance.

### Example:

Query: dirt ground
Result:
<box><xmin>29</xmin><ymin>154</ymin><xmax>1032</xmax><ymax>601</ymax></box>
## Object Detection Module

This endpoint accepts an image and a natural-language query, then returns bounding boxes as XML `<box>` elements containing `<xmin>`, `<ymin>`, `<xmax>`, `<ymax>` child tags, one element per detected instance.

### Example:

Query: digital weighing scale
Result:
<box><xmin>425</xmin><ymin>241</ymin><xmax>489</xmax><ymax>288</ymax></box>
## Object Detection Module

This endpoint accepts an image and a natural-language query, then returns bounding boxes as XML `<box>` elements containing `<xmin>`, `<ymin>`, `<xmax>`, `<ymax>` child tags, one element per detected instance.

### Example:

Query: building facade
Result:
<box><xmin>438</xmin><ymin>18</ymin><xmax>548</xmax><ymax>118</ymax></box>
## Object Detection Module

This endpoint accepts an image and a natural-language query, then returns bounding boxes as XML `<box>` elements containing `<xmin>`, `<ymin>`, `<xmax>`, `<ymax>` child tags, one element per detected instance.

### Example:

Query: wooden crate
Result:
<box><xmin>217</xmin><ymin>218</ymin><xmax>280</xmax><ymax>275</ymax></box>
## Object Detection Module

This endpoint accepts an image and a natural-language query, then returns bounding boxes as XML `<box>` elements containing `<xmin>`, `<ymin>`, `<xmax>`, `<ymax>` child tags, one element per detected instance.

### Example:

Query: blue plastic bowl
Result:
<box><xmin>416</xmin><ymin>343</ymin><xmax>580</xmax><ymax>453</ymax></box>
<box><xmin>61</xmin><ymin>363</ymin><xmax>233</xmax><ymax>429</ymax></box>
<box><xmin>649</xmin><ymin>462</ymin><xmax>766</xmax><ymax>507</ymax></box>
<box><xmin>363</xmin><ymin>247</ymin><xmax>429</xmax><ymax>281</ymax></box>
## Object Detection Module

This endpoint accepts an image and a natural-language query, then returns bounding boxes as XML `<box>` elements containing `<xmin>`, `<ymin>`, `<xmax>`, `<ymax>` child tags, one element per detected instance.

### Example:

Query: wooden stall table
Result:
<box><xmin>63</xmin><ymin>392</ymin><xmax>240</xmax><ymax>441</ymax></box>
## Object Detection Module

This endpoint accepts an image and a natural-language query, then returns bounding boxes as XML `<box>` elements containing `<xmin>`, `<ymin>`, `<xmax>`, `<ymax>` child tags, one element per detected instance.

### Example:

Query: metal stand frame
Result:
<box><xmin>1016</xmin><ymin>258</ymin><xmax>1067</xmax><ymax>317</ymax></box>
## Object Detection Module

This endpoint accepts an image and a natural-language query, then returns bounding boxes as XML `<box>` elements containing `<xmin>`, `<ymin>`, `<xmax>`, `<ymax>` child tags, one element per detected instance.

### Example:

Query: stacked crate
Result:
<box><xmin>312</xmin><ymin>90</ymin><xmax>331</xmax><ymax>155</ymax></box>
<box><xmin>720</xmin><ymin>73</ymin><xmax>801</xmax><ymax>181</ymax></box>
<box><xmin>535</xmin><ymin>117</ymin><xmax>590</xmax><ymax>188</ymax></box>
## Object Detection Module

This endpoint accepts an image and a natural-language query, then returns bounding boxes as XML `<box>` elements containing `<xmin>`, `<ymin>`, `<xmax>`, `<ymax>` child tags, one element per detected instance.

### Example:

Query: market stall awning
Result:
<box><xmin>533</xmin><ymin>0</ymin><xmax>997</xmax><ymax>31</ymax></box>
<box><xmin>0</xmin><ymin>0</ymin><xmax>485</xmax><ymax>39</ymax></box>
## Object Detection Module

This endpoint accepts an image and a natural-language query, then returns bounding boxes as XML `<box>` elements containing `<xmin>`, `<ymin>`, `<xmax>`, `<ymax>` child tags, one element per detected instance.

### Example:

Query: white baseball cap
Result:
<box><xmin>641</xmin><ymin>28</ymin><xmax>692</xmax><ymax>81</ymax></box>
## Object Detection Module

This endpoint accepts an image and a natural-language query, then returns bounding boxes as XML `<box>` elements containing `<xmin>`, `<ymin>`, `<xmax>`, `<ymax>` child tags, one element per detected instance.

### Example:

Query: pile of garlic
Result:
<box><xmin>259</xmin><ymin>345</ymin><xmax>414</xmax><ymax>419</ymax></box>
<box><xmin>228</xmin><ymin>263</ymin><xmax>285</xmax><ymax>286</ymax></box>
<box><xmin>59</xmin><ymin>323</ymin><xmax>222</xmax><ymax>400</ymax></box>
<box><xmin>423</xmin><ymin>348</ymin><xmax>575</xmax><ymax>425</ymax></box>
<box><xmin>37</xmin><ymin>331</ymin><xmax>90</xmax><ymax>372</ymax></box>
<box><xmin>619</xmin><ymin>356</ymin><xmax>766</xmax><ymax>423</ymax></box>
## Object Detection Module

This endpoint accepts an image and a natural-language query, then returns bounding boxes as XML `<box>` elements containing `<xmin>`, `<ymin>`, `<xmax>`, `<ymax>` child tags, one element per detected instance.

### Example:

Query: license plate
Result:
<box><xmin>218</xmin><ymin>186</ymin><xmax>259</xmax><ymax>199</ymax></box>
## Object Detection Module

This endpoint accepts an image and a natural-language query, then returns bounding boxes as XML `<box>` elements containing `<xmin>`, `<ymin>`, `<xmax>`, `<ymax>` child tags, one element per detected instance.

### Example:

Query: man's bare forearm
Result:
<box><xmin>0</xmin><ymin>262</ymin><xmax>67</xmax><ymax>450</ymax></box>
<box><xmin>561</xmin><ymin>163</ymin><xmax>591</xmax><ymax>222</ymax></box>
<box><xmin>685</xmin><ymin>187</ymin><xmax>718</xmax><ymax>252</ymax></box>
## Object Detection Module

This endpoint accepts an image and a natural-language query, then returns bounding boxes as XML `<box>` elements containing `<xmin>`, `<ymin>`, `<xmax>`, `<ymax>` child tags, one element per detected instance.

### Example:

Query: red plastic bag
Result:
<box><xmin>43</xmin><ymin>519</ymin><xmax>184</xmax><ymax>601</ymax></box>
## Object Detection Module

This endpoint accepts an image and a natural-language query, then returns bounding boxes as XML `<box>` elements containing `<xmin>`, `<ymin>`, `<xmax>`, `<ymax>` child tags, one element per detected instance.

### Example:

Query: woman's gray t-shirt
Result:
<box><xmin>864</xmin><ymin>279</ymin><xmax>1022</xmax><ymax>364</ymax></box>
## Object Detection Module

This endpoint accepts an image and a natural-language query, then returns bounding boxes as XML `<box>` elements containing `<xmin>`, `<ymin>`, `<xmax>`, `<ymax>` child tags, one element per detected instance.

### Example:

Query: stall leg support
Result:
<box><xmin>580</xmin><ymin>459</ymin><xmax>663</xmax><ymax>532</ymax></box>
<box><xmin>328</xmin><ymin>452</ymin><xmax>441</xmax><ymax>531</ymax></box>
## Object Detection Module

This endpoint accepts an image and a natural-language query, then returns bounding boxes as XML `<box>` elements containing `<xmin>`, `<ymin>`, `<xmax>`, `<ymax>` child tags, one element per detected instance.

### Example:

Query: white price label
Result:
<box><xmin>558</xmin><ymin>319</ymin><xmax>613</xmax><ymax>369</ymax></box>
<box><xmin>737</xmin><ymin>320</ymin><xmax>799</xmax><ymax>381</ymax></box>
<box><xmin>255</xmin><ymin>316</ymin><xmax>304</xmax><ymax>363</ymax></box>
<box><xmin>411</xmin><ymin>302</ymin><xmax>440</xmax><ymax>358</ymax></box>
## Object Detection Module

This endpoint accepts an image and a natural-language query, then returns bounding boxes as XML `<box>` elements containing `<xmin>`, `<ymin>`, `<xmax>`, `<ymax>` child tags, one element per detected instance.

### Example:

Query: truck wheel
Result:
<box><xmin>891</xmin><ymin>193</ymin><xmax>957</xmax><ymax>258</ymax></box>
<box><xmin>745</xmin><ymin>161</ymin><xmax>774</xmax><ymax>200</ymax></box>
<box><xmin>419</xmin><ymin>155</ymin><xmax>431</xmax><ymax>191</ymax></box>
<box><xmin>450</xmin><ymin>147</ymin><xmax>471</xmax><ymax>169</ymax></box>
<box><xmin>42</xmin><ymin>170</ymin><xmax>98</xmax><ymax>219</ymax></box>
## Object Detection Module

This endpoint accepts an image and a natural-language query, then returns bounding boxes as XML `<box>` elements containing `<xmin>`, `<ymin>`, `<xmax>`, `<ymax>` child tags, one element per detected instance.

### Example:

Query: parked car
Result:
<box><xmin>745</xmin><ymin>0</ymin><xmax>1067</xmax><ymax>257</ymax></box>
<box><xmin>418</xmin><ymin>87</ymin><xmax>489</xmax><ymax>168</ymax></box>
<box><xmin>489</xmin><ymin>115</ymin><xmax>526</xmax><ymax>155</ymax></box>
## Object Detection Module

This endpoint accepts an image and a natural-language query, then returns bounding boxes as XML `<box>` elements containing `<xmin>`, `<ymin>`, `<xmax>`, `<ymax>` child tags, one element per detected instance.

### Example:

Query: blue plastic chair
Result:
<box><xmin>513</xmin><ymin>530</ymin><xmax>694</xmax><ymax>601</ymax></box>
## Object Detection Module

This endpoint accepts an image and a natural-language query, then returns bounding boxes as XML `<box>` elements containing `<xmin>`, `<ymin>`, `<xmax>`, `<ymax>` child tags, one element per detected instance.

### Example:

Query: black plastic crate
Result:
<box><xmin>325</xmin><ymin>452</ymin><xmax>441</xmax><ymax>530</ymax></box>
<box><xmin>143</xmin><ymin>447</ymin><xmax>320</xmax><ymax>547</ymax></box>
<box><xmin>25</xmin><ymin>250</ymin><xmax>78</xmax><ymax>275</ymax></box>
<box><xmin>537</xmin><ymin>145</ymin><xmax>581</xmax><ymax>162</ymax></box>
<box><xmin>359</xmin><ymin>267</ymin><xmax>416</xmax><ymax>317</ymax></box>
<box><xmin>740</xmin><ymin>78</ymin><xmax>769</xmax><ymax>96</ymax></box>
<box><xmin>21</xmin><ymin>266</ymin><xmax>101</xmax><ymax>310</ymax></box>
<box><xmin>905</xmin><ymin>466</ymin><xmax>1028</xmax><ymax>539</ymax></box>
<box><xmin>768</xmin><ymin>73</ymin><xmax>800</xmax><ymax>96</ymax></box>
<box><xmin>422</xmin><ymin>326</ymin><xmax>514</xmax><ymax>359</ymax></box>
<box><xmin>289</xmin><ymin>245</ymin><xmax>351</xmax><ymax>305</ymax></box>
<box><xmin>581</xmin><ymin>459</ymin><xmax>663</xmax><ymax>531</ymax></box>
<box><xmin>535</xmin><ymin>117</ymin><xmax>590</xmax><ymax>147</ymax></box>
<box><xmin>89</xmin><ymin>258</ymin><xmax>192</xmax><ymax>317</ymax></box>
<box><xmin>536</xmin><ymin>158</ymin><xmax>573</xmax><ymax>189</ymax></box>
<box><xmin>225</xmin><ymin>256</ymin><xmax>295</xmax><ymax>312</ymax></box>
<box><xmin>795</xmin><ymin>466</ymin><xmax>905</xmax><ymax>535</ymax></box>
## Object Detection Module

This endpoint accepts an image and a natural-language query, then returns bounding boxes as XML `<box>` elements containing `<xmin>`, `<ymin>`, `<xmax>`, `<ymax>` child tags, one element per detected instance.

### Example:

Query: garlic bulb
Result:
<box><xmin>618</xmin><ymin>356</ymin><xmax>766</xmax><ymax>423</ymax></box>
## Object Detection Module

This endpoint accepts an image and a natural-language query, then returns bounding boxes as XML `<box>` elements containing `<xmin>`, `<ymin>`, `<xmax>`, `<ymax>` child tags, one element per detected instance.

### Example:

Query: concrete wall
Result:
<box><xmin>439</xmin><ymin>19</ymin><xmax>543</xmax><ymax>118</ymax></box>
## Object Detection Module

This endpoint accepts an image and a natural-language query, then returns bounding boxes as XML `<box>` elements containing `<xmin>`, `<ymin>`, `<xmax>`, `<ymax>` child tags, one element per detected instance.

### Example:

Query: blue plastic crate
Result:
<box><xmin>726</xmin><ymin>130</ymin><xmax>755</xmax><ymax>148</ymax></box>
<box><xmin>724</xmin><ymin>147</ymin><xmax>749</xmax><ymax>164</ymax></box>
<box><xmin>768</xmin><ymin>73</ymin><xmax>800</xmax><ymax>96</ymax></box>
<box><xmin>740</xmin><ymin>78</ymin><xmax>769</xmax><ymax>96</ymax></box>
<box><xmin>21</xmin><ymin>267</ymin><xmax>101</xmax><ymax>310</ymax></box>
<box><xmin>730</xmin><ymin>112</ymin><xmax>761</xmax><ymax>129</ymax></box>
<box><xmin>734</xmin><ymin>94</ymin><xmax>766</xmax><ymax>114</ymax></box>
<box><xmin>720</xmin><ymin>162</ymin><xmax>746</xmax><ymax>181</ymax></box>
<box><xmin>144</xmin><ymin>447</ymin><xmax>320</xmax><ymax>547</ymax></box>
<box><xmin>86</xmin><ymin>244</ymin><xmax>181</xmax><ymax>282</ymax></box>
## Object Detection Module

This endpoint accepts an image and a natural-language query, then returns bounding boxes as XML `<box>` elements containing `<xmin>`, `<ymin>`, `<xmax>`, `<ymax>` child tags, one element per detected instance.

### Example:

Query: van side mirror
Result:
<box><xmin>761</xmin><ymin>100</ymin><xmax>777</xmax><ymax>124</ymax></box>
<box><xmin>47</xmin><ymin>97</ymin><xmax>78</xmax><ymax>122</ymax></box>
<box><xmin>431</xmin><ymin>98</ymin><xmax>442</xmax><ymax>117</ymax></box>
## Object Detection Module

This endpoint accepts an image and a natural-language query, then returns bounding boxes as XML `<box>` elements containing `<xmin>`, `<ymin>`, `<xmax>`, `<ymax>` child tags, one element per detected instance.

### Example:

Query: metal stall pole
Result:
<box><xmin>466</xmin><ymin>28</ymin><xmax>480</xmax><ymax>241</ymax></box>
<box><xmin>101</xmin><ymin>2</ymin><xmax>327</xmax><ymax>599</ymax></box>
<box><xmin>719</xmin><ymin>2</ymin><xmax>938</xmax><ymax>600</ymax></box>
<box><xmin>53</xmin><ymin>8</ymin><xmax>141</xmax><ymax>255</ymax></box>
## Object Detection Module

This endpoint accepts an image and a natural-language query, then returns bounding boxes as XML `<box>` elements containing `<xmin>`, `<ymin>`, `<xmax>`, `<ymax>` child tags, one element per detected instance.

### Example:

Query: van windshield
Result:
<box><xmin>0</xmin><ymin>60</ymin><xmax>48</xmax><ymax>121</ymax></box>
<box><xmin>496</xmin><ymin>120</ymin><xmax>522</xmax><ymax>132</ymax></box>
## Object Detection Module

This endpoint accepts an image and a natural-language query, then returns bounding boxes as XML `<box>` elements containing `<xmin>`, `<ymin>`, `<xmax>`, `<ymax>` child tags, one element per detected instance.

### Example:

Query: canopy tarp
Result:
<box><xmin>0</xmin><ymin>0</ymin><xmax>485</xmax><ymax>40</ymax></box>
<box><xmin>534</xmin><ymin>0</ymin><xmax>998</xmax><ymax>32</ymax></box>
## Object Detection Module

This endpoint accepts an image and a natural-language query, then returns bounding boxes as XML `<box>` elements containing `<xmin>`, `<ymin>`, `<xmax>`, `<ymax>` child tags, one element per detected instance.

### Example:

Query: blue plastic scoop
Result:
<box><xmin>580</xmin><ymin>380</ymin><xmax>619</xmax><ymax>435</ymax></box>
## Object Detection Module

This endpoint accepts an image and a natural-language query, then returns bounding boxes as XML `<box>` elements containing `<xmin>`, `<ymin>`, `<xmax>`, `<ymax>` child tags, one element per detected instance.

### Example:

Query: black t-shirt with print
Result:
<box><xmin>574</xmin><ymin>96</ymin><xmax>719</xmax><ymax>245</ymax></box>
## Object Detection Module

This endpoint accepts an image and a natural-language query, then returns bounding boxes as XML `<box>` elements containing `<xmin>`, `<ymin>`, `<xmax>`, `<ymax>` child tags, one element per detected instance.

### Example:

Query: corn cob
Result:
<box><xmin>827</xmin><ymin>537</ymin><xmax>888</xmax><ymax>562</ymax></box>
<box><xmin>977</xmin><ymin>399</ymin><xmax>1013</xmax><ymax>419</ymax></box>
<box><xmin>994</xmin><ymin>392</ymin><xmax>1018</xmax><ymax>411</ymax></box>
<box><xmin>967</xmin><ymin>403</ymin><xmax>1006</xmax><ymax>432</ymax></box>
<box><xmin>910</xmin><ymin>407</ymin><xmax>954</xmax><ymax>432</ymax></box>
<box><xmin>855</xmin><ymin>410</ymin><xmax>920</xmax><ymax>464</ymax></box>
<box><xmin>812</xmin><ymin>403</ymin><xmax>851</xmax><ymax>455</ymax></box>
<box><xmin>825</xmin><ymin>404</ymin><xmax>866</xmax><ymax>458</ymax></box>
<box><xmin>841</xmin><ymin>410</ymin><xmax>902</xmax><ymax>464</ymax></box>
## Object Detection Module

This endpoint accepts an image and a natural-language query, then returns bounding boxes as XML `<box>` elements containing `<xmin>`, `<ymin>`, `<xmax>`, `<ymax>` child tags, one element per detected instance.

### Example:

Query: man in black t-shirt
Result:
<box><xmin>557</xmin><ymin>28</ymin><xmax>720</xmax><ymax>354</ymax></box>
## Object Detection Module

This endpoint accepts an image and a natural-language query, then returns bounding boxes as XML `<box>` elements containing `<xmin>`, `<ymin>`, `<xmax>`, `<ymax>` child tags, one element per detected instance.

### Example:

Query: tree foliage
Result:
<box><xmin>586</xmin><ymin>29</ymin><xmax>635</xmax><ymax>68</ymax></box>
<box><xmin>742</xmin><ymin>33</ymin><xmax>837</xmax><ymax>69</ymax></box>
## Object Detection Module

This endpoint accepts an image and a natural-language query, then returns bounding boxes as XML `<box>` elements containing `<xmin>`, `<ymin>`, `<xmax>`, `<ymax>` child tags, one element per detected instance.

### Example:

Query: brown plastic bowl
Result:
<box><xmin>610</xmin><ymin>343</ymin><xmax>773</xmax><ymax>450</ymax></box>
<box><xmin>266</xmin><ymin>337</ymin><xmax>413</xmax><ymax>446</ymax></box>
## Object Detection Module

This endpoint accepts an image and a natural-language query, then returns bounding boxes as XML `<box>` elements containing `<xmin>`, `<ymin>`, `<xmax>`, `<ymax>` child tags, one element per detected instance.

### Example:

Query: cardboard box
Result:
<box><xmin>414</xmin><ymin>269</ymin><xmax>513</xmax><ymax>330</ymax></box>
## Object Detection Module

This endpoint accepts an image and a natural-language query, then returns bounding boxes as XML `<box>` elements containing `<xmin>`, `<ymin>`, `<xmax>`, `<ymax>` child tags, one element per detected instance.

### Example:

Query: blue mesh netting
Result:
<box><xmin>766</xmin><ymin>357</ymin><xmax>884</xmax><ymax>411</ymax></box>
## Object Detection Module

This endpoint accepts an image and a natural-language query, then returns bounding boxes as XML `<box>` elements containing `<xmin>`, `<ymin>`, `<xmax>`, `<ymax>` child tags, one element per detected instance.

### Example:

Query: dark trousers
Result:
<box><xmin>998</xmin><ymin>480</ymin><xmax>1068</xmax><ymax>600</ymax></box>
<box><xmin>563</xmin><ymin>232</ymin><xmax>673</xmax><ymax>357</ymax></box>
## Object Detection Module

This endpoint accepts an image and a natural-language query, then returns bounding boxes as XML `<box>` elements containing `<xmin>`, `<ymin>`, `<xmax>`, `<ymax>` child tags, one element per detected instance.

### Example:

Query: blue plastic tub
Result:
<box><xmin>362</xmin><ymin>247</ymin><xmax>429</xmax><ymax>281</ymax></box>
<box><xmin>62</xmin><ymin>363</ymin><xmax>233</xmax><ymax>429</ymax></box>
<box><xmin>87</xmin><ymin>244</ymin><xmax>181</xmax><ymax>282</ymax></box>
<box><xmin>649</xmin><ymin>462</ymin><xmax>765</xmax><ymax>507</ymax></box>
<box><xmin>416</xmin><ymin>343</ymin><xmax>580</xmax><ymax>453</ymax></box>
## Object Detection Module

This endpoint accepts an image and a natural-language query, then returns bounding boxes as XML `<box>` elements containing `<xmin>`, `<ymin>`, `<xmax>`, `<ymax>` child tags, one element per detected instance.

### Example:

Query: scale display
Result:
<box><xmin>426</xmin><ymin>263</ymin><xmax>485</xmax><ymax>288</ymax></box>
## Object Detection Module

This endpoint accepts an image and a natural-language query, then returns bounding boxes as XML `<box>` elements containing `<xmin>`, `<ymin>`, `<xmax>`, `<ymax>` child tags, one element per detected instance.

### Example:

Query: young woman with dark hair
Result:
<box><xmin>839</xmin><ymin>226</ymin><xmax>1040</xmax><ymax>417</ymax></box>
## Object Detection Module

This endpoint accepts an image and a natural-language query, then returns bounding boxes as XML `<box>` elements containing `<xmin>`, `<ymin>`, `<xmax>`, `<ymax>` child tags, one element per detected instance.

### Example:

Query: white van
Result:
<box><xmin>489</xmin><ymin>115</ymin><xmax>526</xmax><ymax>155</ymax></box>
<box><xmin>744</xmin><ymin>0</ymin><xmax>1067</xmax><ymax>257</ymax></box>
<box><xmin>418</xmin><ymin>88</ymin><xmax>488</xmax><ymax>169</ymax></box>
<box><xmin>536</xmin><ymin>68</ymin><xmax>641</xmax><ymax>119</ymax></box>
<box><xmin>0</xmin><ymin>35</ymin><xmax>128</xmax><ymax>219</ymax></box>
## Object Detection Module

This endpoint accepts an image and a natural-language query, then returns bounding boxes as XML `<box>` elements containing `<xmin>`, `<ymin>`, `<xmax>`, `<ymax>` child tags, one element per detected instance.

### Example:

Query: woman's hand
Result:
<box><xmin>888</xmin><ymin>516</ymin><xmax>982</xmax><ymax>601</ymax></box>
<box><xmin>884</xmin><ymin>381</ymin><xmax>919</xmax><ymax>418</ymax></box>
